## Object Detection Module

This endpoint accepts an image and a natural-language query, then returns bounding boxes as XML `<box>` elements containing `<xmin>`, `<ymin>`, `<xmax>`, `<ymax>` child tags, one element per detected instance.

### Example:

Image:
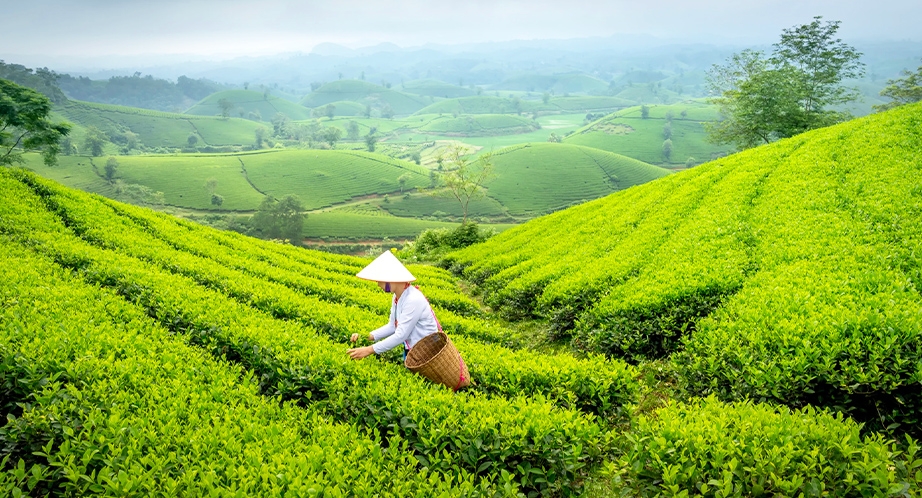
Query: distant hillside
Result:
<box><xmin>399</xmin><ymin>79</ymin><xmax>476</xmax><ymax>98</ymax></box>
<box><xmin>492</xmin><ymin>72</ymin><xmax>609</xmax><ymax>94</ymax></box>
<box><xmin>56</xmin><ymin>100</ymin><xmax>270</xmax><ymax>151</ymax></box>
<box><xmin>446</xmin><ymin>101</ymin><xmax>922</xmax><ymax>435</ymax></box>
<box><xmin>185</xmin><ymin>90</ymin><xmax>313</xmax><ymax>121</ymax></box>
<box><xmin>22</xmin><ymin>149</ymin><xmax>429</xmax><ymax>212</ymax></box>
<box><xmin>484</xmin><ymin>143</ymin><xmax>671</xmax><ymax>216</ymax></box>
<box><xmin>417</xmin><ymin>114</ymin><xmax>539</xmax><ymax>136</ymax></box>
<box><xmin>415</xmin><ymin>95</ymin><xmax>633</xmax><ymax>116</ymax></box>
<box><xmin>565</xmin><ymin>101</ymin><xmax>728</xmax><ymax>165</ymax></box>
<box><xmin>57</xmin><ymin>73</ymin><xmax>224</xmax><ymax>112</ymax></box>
<box><xmin>299</xmin><ymin>80</ymin><xmax>430</xmax><ymax>115</ymax></box>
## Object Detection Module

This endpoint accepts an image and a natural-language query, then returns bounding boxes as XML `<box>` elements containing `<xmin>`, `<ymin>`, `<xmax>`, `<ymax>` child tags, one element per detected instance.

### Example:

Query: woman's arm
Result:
<box><xmin>371</xmin><ymin>299</ymin><xmax>423</xmax><ymax>354</ymax></box>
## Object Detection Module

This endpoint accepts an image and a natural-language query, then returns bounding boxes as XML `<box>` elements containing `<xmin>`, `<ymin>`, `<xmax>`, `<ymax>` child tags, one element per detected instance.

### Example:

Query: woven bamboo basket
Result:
<box><xmin>405</xmin><ymin>332</ymin><xmax>471</xmax><ymax>391</ymax></box>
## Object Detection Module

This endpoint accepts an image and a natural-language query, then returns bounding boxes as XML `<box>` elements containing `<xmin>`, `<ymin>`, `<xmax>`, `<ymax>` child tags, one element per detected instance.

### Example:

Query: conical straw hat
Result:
<box><xmin>356</xmin><ymin>251</ymin><xmax>416</xmax><ymax>282</ymax></box>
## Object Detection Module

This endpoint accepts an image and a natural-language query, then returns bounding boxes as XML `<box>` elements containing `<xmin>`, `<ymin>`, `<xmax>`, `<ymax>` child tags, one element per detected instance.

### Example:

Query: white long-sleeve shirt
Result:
<box><xmin>370</xmin><ymin>285</ymin><xmax>440</xmax><ymax>354</ymax></box>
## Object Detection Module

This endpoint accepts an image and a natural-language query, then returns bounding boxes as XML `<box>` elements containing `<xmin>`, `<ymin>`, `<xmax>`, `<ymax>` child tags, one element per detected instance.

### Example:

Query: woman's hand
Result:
<box><xmin>348</xmin><ymin>346</ymin><xmax>375</xmax><ymax>360</ymax></box>
<box><xmin>350</xmin><ymin>333</ymin><xmax>375</xmax><ymax>343</ymax></box>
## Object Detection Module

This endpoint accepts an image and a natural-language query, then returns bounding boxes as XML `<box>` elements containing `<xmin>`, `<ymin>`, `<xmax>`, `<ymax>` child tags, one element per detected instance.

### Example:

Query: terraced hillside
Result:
<box><xmin>184</xmin><ymin>89</ymin><xmax>313</xmax><ymax>120</ymax></box>
<box><xmin>446</xmin><ymin>102</ymin><xmax>922</xmax><ymax>437</ymax></box>
<box><xmin>299</xmin><ymin>79</ymin><xmax>430</xmax><ymax>115</ymax></box>
<box><xmin>56</xmin><ymin>100</ymin><xmax>270</xmax><ymax>149</ymax></box>
<box><xmin>565</xmin><ymin>101</ymin><xmax>730</xmax><ymax>165</ymax></box>
<box><xmin>2</xmin><ymin>160</ymin><xmax>918</xmax><ymax>496</ymax></box>
<box><xmin>484</xmin><ymin>143</ymin><xmax>671</xmax><ymax>216</ymax></box>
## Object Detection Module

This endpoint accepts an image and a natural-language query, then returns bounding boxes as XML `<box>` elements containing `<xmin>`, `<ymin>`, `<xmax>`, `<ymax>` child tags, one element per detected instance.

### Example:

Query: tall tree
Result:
<box><xmin>706</xmin><ymin>17</ymin><xmax>865</xmax><ymax>150</ymax></box>
<box><xmin>1</xmin><ymin>79</ymin><xmax>70</xmax><ymax>166</ymax></box>
<box><xmin>218</xmin><ymin>98</ymin><xmax>234</xmax><ymax>119</ymax></box>
<box><xmin>874</xmin><ymin>60</ymin><xmax>922</xmax><ymax>112</ymax></box>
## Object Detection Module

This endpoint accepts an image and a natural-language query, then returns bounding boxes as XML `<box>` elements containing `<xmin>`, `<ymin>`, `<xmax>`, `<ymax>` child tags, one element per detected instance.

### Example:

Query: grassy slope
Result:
<box><xmin>447</xmin><ymin>101</ymin><xmax>922</xmax><ymax>434</ymax></box>
<box><xmin>565</xmin><ymin>102</ymin><xmax>730</xmax><ymax>165</ymax></box>
<box><xmin>484</xmin><ymin>143</ymin><xmax>671</xmax><ymax>216</ymax></box>
<box><xmin>57</xmin><ymin>100</ymin><xmax>269</xmax><ymax>148</ymax></box>
<box><xmin>185</xmin><ymin>90</ymin><xmax>313</xmax><ymax>120</ymax></box>
<box><xmin>399</xmin><ymin>79</ymin><xmax>476</xmax><ymax>98</ymax></box>
<box><xmin>299</xmin><ymin>80</ymin><xmax>430</xmax><ymax>115</ymax></box>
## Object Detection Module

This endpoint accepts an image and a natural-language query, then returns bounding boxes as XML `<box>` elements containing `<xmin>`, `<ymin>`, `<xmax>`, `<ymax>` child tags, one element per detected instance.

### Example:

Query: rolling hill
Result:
<box><xmin>445</xmin><ymin>101</ymin><xmax>922</xmax><ymax>437</ymax></box>
<box><xmin>484</xmin><ymin>143</ymin><xmax>671</xmax><ymax>216</ymax></box>
<box><xmin>399</xmin><ymin>79</ymin><xmax>477</xmax><ymax>98</ymax></box>
<box><xmin>55</xmin><ymin>100</ymin><xmax>270</xmax><ymax>150</ymax></box>
<box><xmin>298</xmin><ymin>80</ymin><xmax>430</xmax><ymax>115</ymax></box>
<box><xmin>184</xmin><ymin>89</ymin><xmax>313</xmax><ymax>121</ymax></box>
<box><xmin>565</xmin><ymin>101</ymin><xmax>730</xmax><ymax>165</ymax></box>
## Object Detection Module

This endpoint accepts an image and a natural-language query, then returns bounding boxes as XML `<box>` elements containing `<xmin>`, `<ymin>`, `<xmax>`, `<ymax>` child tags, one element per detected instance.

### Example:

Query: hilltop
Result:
<box><xmin>184</xmin><ymin>89</ymin><xmax>313</xmax><ymax>121</ymax></box>
<box><xmin>299</xmin><ymin>79</ymin><xmax>430</xmax><ymax>115</ymax></box>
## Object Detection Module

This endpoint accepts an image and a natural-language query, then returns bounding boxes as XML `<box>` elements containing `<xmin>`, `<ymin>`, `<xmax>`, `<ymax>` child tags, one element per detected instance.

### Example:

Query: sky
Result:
<box><xmin>3</xmin><ymin>0</ymin><xmax>921</xmax><ymax>64</ymax></box>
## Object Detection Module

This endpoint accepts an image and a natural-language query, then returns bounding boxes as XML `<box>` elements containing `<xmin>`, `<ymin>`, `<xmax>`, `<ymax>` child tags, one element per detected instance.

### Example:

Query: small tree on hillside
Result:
<box><xmin>364</xmin><ymin>133</ymin><xmax>377</xmax><ymax>152</ymax></box>
<box><xmin>641</xmin><ymin>105</ymin><xmax>650</xmax><ymax>119</ymax></box>
<box><xmin>325</xmin><ymin>104</ymin><xmax>336</xmax><ymax>120</ymax></box>
<box><xmin>346</xmin><ymin>120</ymin><xmax>360</xmax><ymax>140</ymax></box>
<box><xmin>187</xmin><ymin>133</ymin><xmax>199</xmax><ymax>148</ymax></box>
<box><xmin>104</xmin><ymin>157</ymin><xmax>119</xmax><ymax>181</ymax></box>
<box><xmin>323</xmin><ymin>127</ymin><xmax>342</xmax><ymax>148</ymax></box>
<box><xmin>250</xmin><ymin>194</ymin><xmax>305</xmax><ymax>245</ymax></box>
<box><xmin>662</xmin><ymin>139</ymin><xmax>673</xmax><ymax>161</ymax></box>
<box><xmin>433</xmin><ymin>146</ymin><xmax>495</xmax><ymax>223</ymax></box>
<box><xmin>83</xmin><ymin>126</ymin><xmax>107</xmax><ymax>157</ymax></box>
<box><xmin>218</xmin><ymin>98</ymin><xmax>234</xmax><ymax>119</ymax></box>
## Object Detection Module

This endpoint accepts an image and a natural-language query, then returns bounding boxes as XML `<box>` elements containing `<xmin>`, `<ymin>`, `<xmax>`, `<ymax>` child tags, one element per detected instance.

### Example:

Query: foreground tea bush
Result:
<box><xmin>0</xmin><ymin>241</ymin><xmax>502</xmax><ymax>497</ymax></box>
<box><xmin>617</xmin><ymin>397</ymin><xmax>921</xmax><ymax>496</ymax></box>
<box><xmin>0</xmin><ymin>169</ymin><xmax>607</xmax><ymax>496</ymax></box>
<box><xmin>445</xmin><ymin>102</ymin><xmax>922</xmax><ymax>433</ymax></box>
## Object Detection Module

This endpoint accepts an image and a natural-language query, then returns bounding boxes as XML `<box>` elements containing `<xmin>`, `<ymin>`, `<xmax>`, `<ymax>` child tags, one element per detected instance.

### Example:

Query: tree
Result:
<box><xmin>364</xmin><ymin>133</ymin><xmax>377</xmax><ymax>152</ymax></box>
<box><xmin>547</xmin><ymin>132</ymin><xmax>562</xmax><ymax>143</ymax></box>
<box><xmin>271</xmin><ymin>113</ymin><xmax>292</xmax><ymax>138</ymax></box>
<box><xmin>104</xmin><ymin>157</ymin><xmax>118</xmax><ymax>181</ymax></box>
<box><xmin>1</xmin><ymin>79</ymin><xmax>70</xmax><ymax>166</ymax></box>
<box><xmin>662</xmin><ymin>139</ymin><xmax>673</xmax><ymax>161</ymax></box>
<box><xmin>254</xmin><ymin>128</ymin><xmax>266</xmax><ymax>148</ymax></box>
<box><xmin>187</xmin><ymin>133</ymin><xmax>199</xmax><ymax>148</ymax></box>
<box><xmin>398</xmin><ymin>173</ymin><xmax>410</xmax><ymax>193</ymax></box>
<box><xmin>542</xmin><ymin>92</ymin><xmax>551</xmax><ymax>105</ymax></box>
<box><xmin>410</xmin><ymin>151</ymin><xmax>421</xmax><ymax>165</ymax></box>
<box><xmin>250</xmin><ymin>194</ymin><xmax>305</xmax><ymax>245</ymax></box>
<box><xmin>380</xmin><ymin>104</ymin><xmax>394</xmax><ymax>119</ymax></box>
<box><xmin>433</xmin><ymin>146</ymin><xmax>495</xmax><ymax>223</ymax></box>
<box><xmin>663</xmin><ymin>123</ymin><xmax>672</xmax><ymax>140</ymax></box>
<box><xmin>706</xmin><ymin>17</ymin><xmax>864</xmax><ymax>150</ymax></box>
<box><xmin>218</xmin><ymin>98</ymin><xmax>234</xmax><ymax>119</ymax></box>
<box><xmin>346</xmin><ymin>120</ymin><xmax>360</xmax><ymax>140</ymax></box>
<box><xmin>211</xmin><ymin>194</ymin><xmax>224</xmax><ymax>206</ymax></box>
<box><xmin>640</xmin><ymin>105</ymin><xmax>650</xmax><ymax>119</ymax></box>
<box><xmin>323</xmin><ymin>126</ymin><xmax>342</xmax><ymax>148</ymax></box>
<box><xmin>874</xmin><ymin>60</ymin><xmax>922</xmax><ymax>112</ymax></box>
<box><xmin>83</xmin><ymin>125</ymin><xmax>107</xmax><ymax>156</ymax></box>
<box><xmin>325</xmin><ymin>104</ymin><xmax>336</xmax><ymax>120</ymax></box>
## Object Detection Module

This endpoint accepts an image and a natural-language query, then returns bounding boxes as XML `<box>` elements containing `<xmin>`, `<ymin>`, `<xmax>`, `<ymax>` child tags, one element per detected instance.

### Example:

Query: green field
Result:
<box><xmin>491</xmin><ymin>72</ymin><xmax>609</xmax><ymax>94</ymax></box>
<box><xmin>485</xmin><ymin>143</ymin><xmax>671</xmax><ymax>215</ymax></box>
<box><xmin>299</xmin><ymin>79</ymin><xmax>430</xmax><ymax>115</ymax></box>
<box><xmin>417</xmin><ymin>114</ymin><xmax>539</xmax><ymax>135</ymax></box>
<box><xmin>565</xmin><ymin>102</ymin><xmax>730</xmax><ymax>165</ymax></box>
<box><xmin>399</xmin><ymin>79</ymin><xmax>477</xmax><ymax>98</ymax></box>
<box><xmin>56</xmin><ymin>100</ymin><xmax>270</xmax><ymax>149</ymax></box>
<box><xmin>303</xmin><ymin>211</ymin><xmax>515</xmax><ymax>239</ymax></box>
<box><xmin>185</xmin><ymin>89</ymin><xmax>313</xmax><ymax>120</ymax></box>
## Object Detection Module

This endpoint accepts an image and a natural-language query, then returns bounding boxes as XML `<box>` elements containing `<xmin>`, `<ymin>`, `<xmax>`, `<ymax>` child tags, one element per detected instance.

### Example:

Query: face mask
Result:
<box><xmin>384</xmin><ymin>282</ymin><xmax>391</xmax><ymax>292</ymax></box>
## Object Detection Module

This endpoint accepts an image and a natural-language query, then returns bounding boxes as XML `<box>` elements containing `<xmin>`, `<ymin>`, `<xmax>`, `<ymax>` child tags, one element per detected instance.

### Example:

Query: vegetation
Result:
<box><xmin>445</xmin><ymin>102</ymin><xmax>922</xmax><ymax>436</ymax></box>
<box><xmin>184</xmin><ymin>89</ymin><xmax>313</xmax><ymax>121</ymax></box>
<box><xmin>299</xmin><ymin>80</ymin><xmax>429</xmax><ymax>116</ymax></box>
<box><xmin>0</xmin><ymin>79</ymin><xmax>70</xmax><ymax>166</ymax></box>
<box><xmin>706</xmin><ymin>17</ymin><xmax>865</xmax><ymax>150</ymax></box>
<box><xmin>875</xmin><ymin>59</ymin><xmax>922</xmax><ymax>111</ymax></box>
<box><xmin>432</xmin><ymin>146</ymin><xmax>495</xmax><ymax>223</ymax></box>
<box><xmin>57</xmin><ymin>72</ymin><xmax>223</xmax><ymax>111</ymax></box>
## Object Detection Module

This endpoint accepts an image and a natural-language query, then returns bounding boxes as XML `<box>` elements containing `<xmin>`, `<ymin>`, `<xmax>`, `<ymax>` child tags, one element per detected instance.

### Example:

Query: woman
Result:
<box><xmin>348</xmin><ymin>251</ymin><xmax>440</xmax><ymax>361</ymax></box>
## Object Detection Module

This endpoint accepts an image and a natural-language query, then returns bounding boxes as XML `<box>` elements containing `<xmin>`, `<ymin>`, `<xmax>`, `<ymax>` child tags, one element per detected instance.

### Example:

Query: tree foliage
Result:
<box><xmin>706</xmin><ymin>17</ymin><xmax>864</xmax><ymax>150</ymax></box>
<box><xmin>874</xmin><ymin>60</ymin><xmax>922</xmax><ymax>112</ymax></box>
<box><xmin>249</xmin><ymin>194</ymin><xmax>305</xmax><ymax>245</ymax></box>
<box><xmin>1</xmin><ymin>79</ymin><xmax>70</xmax><ymax>166</ymax></box>
<box><xmin>433</xmin><ymin>146</ymin><xmax>495</xmax><ymax>223</ymax></box>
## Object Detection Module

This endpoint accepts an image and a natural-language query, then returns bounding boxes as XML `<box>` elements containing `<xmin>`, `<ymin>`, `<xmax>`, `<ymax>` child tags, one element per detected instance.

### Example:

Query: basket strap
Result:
<box><xmin>453</xmin><ymin>354</ymin><xmax>468</xmax><ymax>392</ymax></box>
<box><xmin>414</xmin><ymin>285</ymin><xmax>444</xmax><ymax>333</ymax></box>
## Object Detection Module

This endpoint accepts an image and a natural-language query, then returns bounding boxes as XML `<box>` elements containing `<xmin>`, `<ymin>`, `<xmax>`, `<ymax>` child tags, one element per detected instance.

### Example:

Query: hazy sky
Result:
<box><xmin>4</xmin><ymin>0</ymin><xmax>921</xmax><ymax>60</ymax></box>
